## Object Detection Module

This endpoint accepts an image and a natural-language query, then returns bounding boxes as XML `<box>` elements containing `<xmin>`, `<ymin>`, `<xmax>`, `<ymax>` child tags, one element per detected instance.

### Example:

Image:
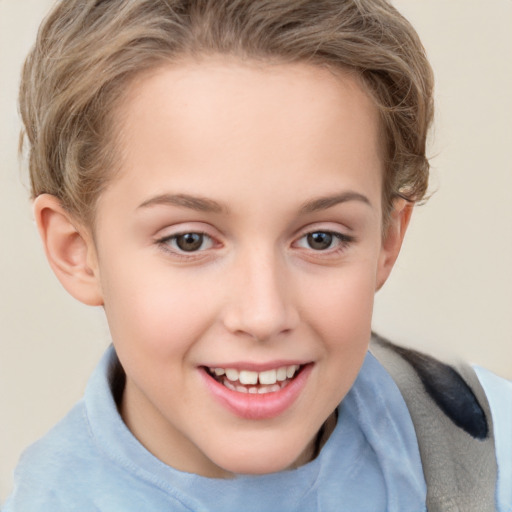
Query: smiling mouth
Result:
<box><xmin>204</xmin><ymin>364</ymin><xmax>305</xmax><ymax>394</ymax></box>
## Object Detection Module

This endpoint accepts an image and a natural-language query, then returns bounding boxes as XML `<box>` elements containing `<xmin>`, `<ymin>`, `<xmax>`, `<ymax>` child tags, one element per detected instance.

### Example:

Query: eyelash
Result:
<box><xmin>156</xmin><ymin>232</ymin><xmax>215</xmax><ymax>259</ymax></box>
<box><xmin>294</xmin><ymin>231</ymin><xmax>354</xmax><ymax>254</ymax></box>
<box><xmin>156</xmin><ymin>229</ymin><xmax>354</xmax><ymax>260</ymax></box>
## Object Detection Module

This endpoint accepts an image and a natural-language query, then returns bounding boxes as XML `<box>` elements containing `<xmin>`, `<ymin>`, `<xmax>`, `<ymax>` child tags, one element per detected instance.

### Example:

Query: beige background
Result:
<box><xmin>1</xmin><ymin>0</ymin><xmax>511</xmax><ymax>502</ymax></box>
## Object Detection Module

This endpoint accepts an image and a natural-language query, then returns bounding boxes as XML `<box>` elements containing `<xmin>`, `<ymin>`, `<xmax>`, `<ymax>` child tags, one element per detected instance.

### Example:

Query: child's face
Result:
<box><xmin>82</xmin><ymin>58</ymin><xmax>407</xmax><ymax>476</ymax></box>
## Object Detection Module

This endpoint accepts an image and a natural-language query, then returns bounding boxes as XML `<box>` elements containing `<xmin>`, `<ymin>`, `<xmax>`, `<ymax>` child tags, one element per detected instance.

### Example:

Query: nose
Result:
<box><xmin>222</xmin><ymin>247</ymin><xmax>299</xmax><ymax>342</ymax></box>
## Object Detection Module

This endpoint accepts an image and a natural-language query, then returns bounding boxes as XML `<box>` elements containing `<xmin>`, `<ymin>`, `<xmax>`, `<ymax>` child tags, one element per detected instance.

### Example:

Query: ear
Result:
<box><xmin>375</xmin><ymin>199</ymin><xmax>413</xmax><ymax>291</ymax></box>
<box><xmin>33</xmin><ymin>194</ymin><xmax>103</xmax><ymax>306</ymax></box>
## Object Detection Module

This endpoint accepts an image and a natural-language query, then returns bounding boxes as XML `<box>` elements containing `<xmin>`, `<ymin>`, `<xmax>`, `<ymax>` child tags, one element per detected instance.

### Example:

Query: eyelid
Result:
<box><xmin>292</xmin><ymin>225</ymin><xmax>356</xmax><ymax>256</ymax></box>
<box><xmin>153</xmin><ymin>220</ymin><xmax>223</xmax><ymax>243</ymax></box>
<box><xmin>154</xmin><ymin>223</ymin><xmax>223</xmax><ymax>259</ymax></box>
<box><xmin>293</xmin><ymin>221</ymin><xmax>355</xmax><ymax>241</ymax></box>
<box><xmin>161</xmin><ymin>232</ymin><xmax>214</xmax><ymax>250</ymax></box>
<box><xmin>295</xmin><ymin>231</ymin><xmax>353</xmax><ymax>247</ymax></box>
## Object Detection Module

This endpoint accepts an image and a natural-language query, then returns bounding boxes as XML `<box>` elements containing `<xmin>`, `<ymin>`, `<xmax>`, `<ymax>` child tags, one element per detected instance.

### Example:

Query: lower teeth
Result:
<box><xmin>223</xmin><ymin>379</ymin><xmax>285</xmax><ymax>394</ymax></box>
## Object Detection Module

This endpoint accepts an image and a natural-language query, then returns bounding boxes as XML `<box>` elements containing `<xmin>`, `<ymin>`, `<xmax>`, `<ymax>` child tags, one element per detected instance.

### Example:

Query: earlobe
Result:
<box><xmin>375</xmin><ymin>199</ymin><xmax>413</xmax><ymax>291</ymax></box>
<box><xmin>33</xmin><ymin>194</ymin><xmax>103</xmax><ymax>306</ymax></box>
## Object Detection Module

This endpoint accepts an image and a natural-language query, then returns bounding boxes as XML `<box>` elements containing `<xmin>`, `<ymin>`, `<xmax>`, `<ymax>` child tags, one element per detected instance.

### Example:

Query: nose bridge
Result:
<box><xmin>223</xmin><ymin>243</ymin><xmax>298</xmax><ymax>341</ymax></box>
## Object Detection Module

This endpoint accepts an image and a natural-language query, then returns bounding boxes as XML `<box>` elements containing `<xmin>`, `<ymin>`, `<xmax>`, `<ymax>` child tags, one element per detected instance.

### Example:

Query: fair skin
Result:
<box><xmin>34</xmin><ymin>58</ymin><xmax>411</xmax><ymax>478</ymax></box>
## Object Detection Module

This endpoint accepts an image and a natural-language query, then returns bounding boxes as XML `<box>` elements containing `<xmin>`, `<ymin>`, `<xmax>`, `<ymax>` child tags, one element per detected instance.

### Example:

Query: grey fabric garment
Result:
<box><xmin>370</xmin><ymin>334</ymin><xmax>498</xmax><ymax>512</ymax></box>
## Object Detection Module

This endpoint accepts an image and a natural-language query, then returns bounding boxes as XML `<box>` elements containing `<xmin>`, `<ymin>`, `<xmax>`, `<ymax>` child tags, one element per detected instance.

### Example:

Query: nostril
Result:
<box><xmin>222</xmin><ymin>299</ymin><xmax>299</xmax><ymax>341</ymax></box>
<box><xmin>221</xmin><ymin>261</ymin><xmax>299</xmax><ymax>340</ymax></box>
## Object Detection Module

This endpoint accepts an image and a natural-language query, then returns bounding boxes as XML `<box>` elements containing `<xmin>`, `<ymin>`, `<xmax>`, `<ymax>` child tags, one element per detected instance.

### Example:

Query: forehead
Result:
<box><xmin>101</xmin><ymin>57</ymin><xmax>383</xmax><ymax>216</ymax></box>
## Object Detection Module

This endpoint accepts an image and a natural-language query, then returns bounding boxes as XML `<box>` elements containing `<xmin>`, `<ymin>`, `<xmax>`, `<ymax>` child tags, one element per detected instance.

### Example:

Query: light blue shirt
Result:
<box><xmin>3</xmin><ymin>347</ymin><xmax>510</xmax><ymax>511</ymax></box>
<box><xmin>474</xmin><ymin>365</ymin><xmax>512</xmax><ymax>511</ymax></box>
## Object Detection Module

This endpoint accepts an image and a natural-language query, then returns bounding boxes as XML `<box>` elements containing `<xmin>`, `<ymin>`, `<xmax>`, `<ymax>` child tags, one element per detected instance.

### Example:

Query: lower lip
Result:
<box><xmin>201</xmin><ymin>365</ymin><xmax>313</xmax><ymax>420</ymax></box>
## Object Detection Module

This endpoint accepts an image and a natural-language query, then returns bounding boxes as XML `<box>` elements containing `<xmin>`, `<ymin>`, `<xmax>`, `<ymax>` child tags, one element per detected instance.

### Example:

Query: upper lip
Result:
<box><xmin>201</xmin><ymin>360</ymin><xmax>310</xmax><ymax>371</ymax></box>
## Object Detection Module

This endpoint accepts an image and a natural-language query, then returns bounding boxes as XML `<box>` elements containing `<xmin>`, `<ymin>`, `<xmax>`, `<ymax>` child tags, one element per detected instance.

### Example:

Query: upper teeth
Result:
<box><xmin>212</xmin><ymin>365</ymin><xmax>300</xmax><ymax>385</ymax></box>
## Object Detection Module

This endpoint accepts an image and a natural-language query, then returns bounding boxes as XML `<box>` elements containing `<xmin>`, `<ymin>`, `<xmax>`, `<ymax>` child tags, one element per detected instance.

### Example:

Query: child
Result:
<box><xmin>5</xmin><ymin>0</ymin><xmax>511</xmax><ymax>510</ymax></box>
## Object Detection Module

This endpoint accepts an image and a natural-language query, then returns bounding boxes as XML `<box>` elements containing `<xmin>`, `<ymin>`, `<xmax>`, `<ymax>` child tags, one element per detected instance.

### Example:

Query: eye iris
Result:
<box><xmin>176</xmin><ymin>233</ymin><xmax>203</xmax><ymax>252</ymax></box>
<box><xmin>307</xmin><ymin>232</ymin><xmax>333</xmax><ymax>250</ymax></box>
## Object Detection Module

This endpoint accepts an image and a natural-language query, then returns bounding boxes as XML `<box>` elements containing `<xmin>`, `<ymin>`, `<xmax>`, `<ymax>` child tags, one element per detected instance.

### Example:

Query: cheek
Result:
<box><xmin>302</xmin><ymin>266</ymin><xmax>376</xmax><ymax>408</ymax></box>
<box><xmin>303</xmin><ymin>264</ymin><xmax>375</xmax><ymax>389</ymax></box>
<box><xmin>101</xmin><ymin>262</ymin><xmax>220</xmax><ymax>357</ymax></box>
<box><xmin>303</xmin><ymin>264</ymin><xmax>376</xmax><ymax>342</ymax></box>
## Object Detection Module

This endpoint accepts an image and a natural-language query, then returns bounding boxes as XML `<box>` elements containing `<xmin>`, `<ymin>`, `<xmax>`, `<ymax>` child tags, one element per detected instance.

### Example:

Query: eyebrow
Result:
<box><xmin>137</xmin><ymin>193</ymin><xmax>228</xmax><ymax>214</ymax></box>
<box><xmin>137</xmin><ymin>190</ymin><xmax>371</xmax><ymax>215</ymax></box>
<box><xmin>299</xmin><ymin>191</ymin><xmax>372</xmax><ymax>213</ymax></box>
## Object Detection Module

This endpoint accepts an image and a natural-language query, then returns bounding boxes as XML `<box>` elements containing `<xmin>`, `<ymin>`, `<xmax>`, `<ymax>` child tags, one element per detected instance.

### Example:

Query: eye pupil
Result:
<box><xmin>307</xmin><ymin>232</ymin><xmax>333</xmax><ymax>250</ymax></box>
<box><xmin>176</xmin><ymin>233</ymin><xmax>203</xmax><ymax>252</ymax></box>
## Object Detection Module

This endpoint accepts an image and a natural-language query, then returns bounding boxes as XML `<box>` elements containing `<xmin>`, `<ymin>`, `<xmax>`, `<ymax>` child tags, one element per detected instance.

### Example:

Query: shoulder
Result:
<box><xmin>3</xmin><ymin>401</ymin><xmax>101</xmax><ymax>511</ymax></box>
<box><xmin>3</xmin><ymin>404</ymin><xmax>190</xmax><ymax>512</ymax></box>
<box><xmin>370</xmin><ymin>333</ymin><xmax>512</xmax><ymax>512</ymax></box>
<box><xmin>370</xmin><ymin>334</ymin><xmax>491</xmax><ymax>438</ymax></box>
<box><xmin>3</xmin><ymin>358</ymin><xmax>193</xmax><ymax>512</ymax></box>
<box><xmin>474</xmin><ymin>366</ymin><xmax>512</xmax><ymax>511</ymax></box>
<box><xmin>3</xmin><ymin>401</ymin><xmax>151</xmax><ymax>511</ymax></box>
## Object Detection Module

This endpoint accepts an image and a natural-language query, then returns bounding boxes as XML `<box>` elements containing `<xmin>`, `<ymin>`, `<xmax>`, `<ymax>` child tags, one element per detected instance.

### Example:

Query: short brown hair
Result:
<box><xmin>20</xmin><ymin>0</ymin><xmax>434</xmax><ymax>224</ymax></box>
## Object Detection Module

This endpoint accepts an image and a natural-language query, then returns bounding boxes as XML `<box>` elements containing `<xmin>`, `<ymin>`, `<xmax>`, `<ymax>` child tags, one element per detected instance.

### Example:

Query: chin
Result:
<box><xmin>209</xmin><ymin>439</ymin><xmax>313</xmax><ymax>476</ymax></box>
